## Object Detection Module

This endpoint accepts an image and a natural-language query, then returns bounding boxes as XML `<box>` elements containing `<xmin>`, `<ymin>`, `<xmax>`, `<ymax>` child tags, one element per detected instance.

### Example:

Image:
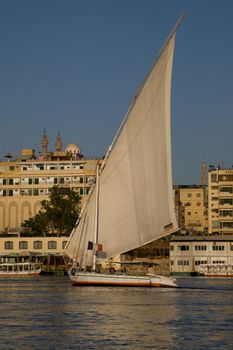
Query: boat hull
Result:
<box><xmin>0</xmin><ymin>269</ymin><xmax>42</xmax><ymax>276</ymax></box>
<box><xmin>203</xmin><ymin>273</ymin><xmax>233</xmax><ymax>277</ymax></box>
<box><xmin>69</xmin><ymin>272</ymin><xmax>178</xmax><ymax>288</ymax></box>
<box><xmin>198</xmin><ymin>264</ymin><xmax>233</xmax><ymax>277</ymax></box>
<box><xmin>0</xmin><ymin>263</ymin><xmax>42</xmax><ymax>276</ymax></box>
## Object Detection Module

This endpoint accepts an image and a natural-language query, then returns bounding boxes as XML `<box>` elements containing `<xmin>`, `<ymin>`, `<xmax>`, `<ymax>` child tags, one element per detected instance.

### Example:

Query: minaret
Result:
<box><xmin>41</xmin><ymin>128</ymin><xmax>49</xmax><ymax>155</ymax></box>
<box><xmin>55</xmin><ymin>131</ymin><xmax>63</xmax><ymax>152</ymax></box>
<box><xmin>201</xmin><ymin>159</ymin><xmax>207</xmax><ymax>186</ymax></box>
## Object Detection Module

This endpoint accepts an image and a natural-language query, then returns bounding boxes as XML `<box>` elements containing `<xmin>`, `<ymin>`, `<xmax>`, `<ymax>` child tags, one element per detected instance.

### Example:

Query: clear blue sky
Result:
<box><xmin>0</xmin><ymin>0</ymin><xmax>232</xmax><ymax>185</ymax></box>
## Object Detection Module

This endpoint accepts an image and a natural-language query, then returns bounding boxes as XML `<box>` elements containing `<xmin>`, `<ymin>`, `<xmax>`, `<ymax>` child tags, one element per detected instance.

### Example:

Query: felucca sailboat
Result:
<box><xmin>64</xmin><ymin>15</ymin><xmax>184</xmax><ymax>288</ymax></box>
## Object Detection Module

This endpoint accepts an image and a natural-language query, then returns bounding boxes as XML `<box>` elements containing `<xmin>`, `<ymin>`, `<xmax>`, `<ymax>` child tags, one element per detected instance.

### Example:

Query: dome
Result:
<box><xmin>65</xmin><ymin>143</ymin><xmax>81</xmax><ymax>154</ymax></box>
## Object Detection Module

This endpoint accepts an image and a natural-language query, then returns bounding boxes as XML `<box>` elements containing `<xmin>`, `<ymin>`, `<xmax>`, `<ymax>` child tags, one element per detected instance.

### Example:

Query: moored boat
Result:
<box><xmin>198</xmin><ymin>263</ymin><xmax>233</xmax><ymax>277</ymax></box>
<box><xmin>0</xmin><ymin>262</ymin><xmax>42</xmax><ymax>276</ymax></box>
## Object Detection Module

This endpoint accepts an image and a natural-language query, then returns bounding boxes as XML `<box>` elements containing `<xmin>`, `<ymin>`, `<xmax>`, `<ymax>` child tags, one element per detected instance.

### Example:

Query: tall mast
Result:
<box><xmin>93</xmin><ymin>165</ymin><xmax>100</xmax><ymax>271</ymax></box>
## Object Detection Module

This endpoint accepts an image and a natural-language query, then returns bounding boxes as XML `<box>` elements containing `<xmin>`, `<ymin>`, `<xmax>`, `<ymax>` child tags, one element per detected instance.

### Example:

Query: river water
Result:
<box><xmin>0</xmin><ymin>276</ymin><xmax>232</xmax><ymax>350</ymax></box>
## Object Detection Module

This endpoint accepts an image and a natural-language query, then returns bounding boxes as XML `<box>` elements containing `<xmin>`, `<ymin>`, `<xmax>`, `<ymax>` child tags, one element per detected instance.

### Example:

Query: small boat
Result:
<box><xmin>198</xmin><ymin>264</ymin><xmax>233</xmax><ymax>277</ymax></box>
<box><xmin>64</xmin><ymin>14</ymin><xmax>185</xmax><ymax>289</ymax></box>
<box><xmin>0</xmin><ymin>262</ymin><xmax>42</xmax><ymax>276</ymax></box>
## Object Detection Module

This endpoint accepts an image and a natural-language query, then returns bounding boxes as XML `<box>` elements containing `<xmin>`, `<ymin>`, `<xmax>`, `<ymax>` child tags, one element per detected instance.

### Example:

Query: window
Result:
<box><xmin>195</xmin><ymin>260</ymin><xmax>207</xmax><ymax>266</ymax></box>
<box><xmin>195</xmin><ymin>245</ymin><xmax>207</xmax><ymax>251</ymax></box>
<box><xmin>34</xmin><ymin>178</ymin><xmax>39</xmax><ymax>185</ymax></box>
<box><xmin>222</xmin><ymin>222</ymin><xmax>233</xmax><ymax>228</ymax></box>
<box><xmin>9</xmin><ymin>178</ymin><xmax>13</xmax><ymax>185</ymax></box>
<box><xmin>62</xmin><ymin>241</ymin><xmax>67</xmax><ymax>249</ymax></box>
<box><xmin>220</xmin><ymin>187</ymin><xmax>233</xmax><ymax>193</ymax></box>
<box><xmin>211</xmin><ymin>174</ymin><xmax>217</xmax><ymax>182</ymax></box>
<box><xmin>212</xmin><ymin>260</ymin><xmax>225</xmax><ymax>264</ymax></box>
<box><xmin>9</xmin><ymin>166</ymin><xmax>14</xmax><ymax>171</ymax></box>
<box><xmin>170</xmin><ymin>245</ymin><xmax>174</xmax><ymax>251</ymax></box>
<box><xmin>5</xmin><ymin>241</ymin><xmax>13</xmax><ymax>250</ymax></box>
<box><xmin>212</xmin><ymin>245</ymin><xmax>225</xmax><ymax>251</ymax></box>
<box><xmin>219</xmin><ymin>199</ymin><xmax>233</xmax><ymax>205</ymax></box>
<box><xmin>48</xmin><ymin>241</ymin><xmax>57</xmax><ymax>249</ymax></box>
<box><xmin>178</xmin><ymin>260</ymin><xmax>189</xmax><ymax>266</ymax></box>
<box><xmin>196</xmin><ymin>193</ymin><xmax>201</xmax><ymax>197</ymax></box>
<box><xmin>19</xmin><ymin>241</ymin><xmax>28</xmax><ymax>250</ymax></box>
<box><xmin>187</xmin><ymin>193</ymin><xmax>192</xmax><ymax>198</ymax></box>
<box><xmin>33</xmin><ymin>241</ymin><xmax>42</xmax><ymax>249</ymax></box>
<box><xmin>178</xmin><ymin>245</ymin><xmax>189</xmax><ymax>251</ymax></box>
<box><xmin>28</xmin><ymin>178</ymin><xmax>33</xmax><ymax>185</ymax></box>
<box><xmin>219</xmin><ymin>175</ymin><xmax>233</xmax><ymax>182</ymax></box>
<box><xmin>3</xmin><ymin>179</ymin><xmax>6</xmax><ymax>185</ymax></box>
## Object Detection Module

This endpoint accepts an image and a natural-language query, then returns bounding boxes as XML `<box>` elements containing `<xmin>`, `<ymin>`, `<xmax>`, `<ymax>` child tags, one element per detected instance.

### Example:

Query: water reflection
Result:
<box><xmin>63</xmin><ymin>288</ymin><xmax>178</xmax><ymax>349</ymax></box>
<box><xmin>170</xmin><ymin>278</ymin><xmax>233</xmax><ymax>350</ymax></box>
<box><xmin>0</xmin><ymin>277</ymin><xmax>232</xmax><ymax>349</ymax></box>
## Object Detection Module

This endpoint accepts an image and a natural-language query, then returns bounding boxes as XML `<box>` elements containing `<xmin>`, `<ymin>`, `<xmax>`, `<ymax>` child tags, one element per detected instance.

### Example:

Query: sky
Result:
<box><xmin>0</xmin><ymin>0</ymin><xmax>232</xmax><ymax>185</ymax></box>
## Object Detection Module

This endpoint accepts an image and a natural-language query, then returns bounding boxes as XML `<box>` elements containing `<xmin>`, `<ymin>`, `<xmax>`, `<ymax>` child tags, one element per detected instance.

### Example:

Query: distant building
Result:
<box><xmin>174</xmin><ymin>185</ymin><xmax>208</xmax><ymax>234</ymax></box>
<box><xmin>170</xmin><ymin>235</ymin><xmax>233</xmax><ymax>275</ymax></box>
<box><xmin>0</xmin><ymin>235</ymin><xmax>68</xmax><ymax>272</ymax></box>
<box><xmin>0</xmin><ymin>130</ymin><xmax>101</xmax><ymax>232</ymax></box>
<box><xmin>208</xmin><ymin>167</ymin><xmax>233</xmax><ymax>235</ymax></box>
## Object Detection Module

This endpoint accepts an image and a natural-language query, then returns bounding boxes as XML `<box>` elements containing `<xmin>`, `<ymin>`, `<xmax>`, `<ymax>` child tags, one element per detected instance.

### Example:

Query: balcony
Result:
<box><xmin>219</xmin><ymin>202</ymin><xmax>233</xmax><ymax>209</ymax></box>
<box><xmin>219</xmin><ymin>192</ymin><xmax>233</xmax><ymax>198</ymax></box>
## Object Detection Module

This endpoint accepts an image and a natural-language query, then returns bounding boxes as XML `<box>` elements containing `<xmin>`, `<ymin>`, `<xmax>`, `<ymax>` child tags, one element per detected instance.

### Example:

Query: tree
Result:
<box><xmin>21</xmin><ymin>186</ymin><xmax>81</xmax><ymax>236</ymax></box>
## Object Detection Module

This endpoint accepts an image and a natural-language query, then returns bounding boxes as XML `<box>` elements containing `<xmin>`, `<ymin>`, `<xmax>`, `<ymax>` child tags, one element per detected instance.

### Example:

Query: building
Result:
<box><xmin>0</xmin><ymin>235</ymin><xmax>68</xmax><ymax>272</ymax></box>
<box><xmin>208</xmin><ymin>167</ymin><xmax>233</xmax><ymax>235</ymax></box>
<box><xmin>170</xmin><ymin>235</ymin><xmax>233</xmax><ymax>275</ymax></box>
<box><xmin>0</xmin><ymin>130</ymin><xmax>101</xmax><ymax>232</ymax></box>
<box><xmin>175</xmin><ymin>185</ymin><xmax>208</xmax><ymax>234</ymax></box>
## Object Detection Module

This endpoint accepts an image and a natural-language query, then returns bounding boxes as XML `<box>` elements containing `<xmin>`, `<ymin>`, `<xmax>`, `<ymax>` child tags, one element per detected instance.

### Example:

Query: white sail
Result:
<box><xmin>65</xmin><ymin>188</ymin><xmax>97</xmax><ymax>267</ymax></box>
<box><xmin>65</xmin><ymin>32</ymin><xmax>178</xmax><ymax>265</ymax></box>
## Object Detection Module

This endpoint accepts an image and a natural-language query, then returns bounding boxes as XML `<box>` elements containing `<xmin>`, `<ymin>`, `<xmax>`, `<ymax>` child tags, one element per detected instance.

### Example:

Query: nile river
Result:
<box><xmin>0</xmin><ymin>276</ymin><xmax>232</xmax><ymax>349</ymax></box>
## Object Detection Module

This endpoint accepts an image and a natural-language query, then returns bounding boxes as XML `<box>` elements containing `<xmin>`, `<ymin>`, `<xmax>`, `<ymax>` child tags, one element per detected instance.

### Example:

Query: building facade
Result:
<box><xmin>0</xmin><ymin>131</ymin><xmax>100</xmax><ymax>232</ymax></box>
<box><xmin>0</xmin><ymin>235</ymin><xmax>69</xmax><ymax>272</ymax></box>
<box><xmin>175</xmin><ymin>185</ymin><xmax>208</xmax><ymax>234</ymax></box>
<box><xmin>208</xmin><ymin>167</ymin><xmax>233</xmax><ymax>235</ymax></box>
<box><xmin>170</xmin><ymin>235</ymin><xmax>233</xmax><ymax>275</ymax></box>
<box><xmin>0</xmin><ymin>235</ymin><xmax>68</xmax><ymax>257</ymax></box>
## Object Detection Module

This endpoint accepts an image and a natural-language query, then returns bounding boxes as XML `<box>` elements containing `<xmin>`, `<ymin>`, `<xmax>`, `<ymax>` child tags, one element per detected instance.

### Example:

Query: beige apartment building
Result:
<box><xmin>208</xmin><ymin>167</ymin><xmax>233</xmax><ymax>235</ymax></box>
<box><xmin>0</xmin><ymin>131</ymin><xmax>100</xmax><ymax>232</ymax></box>
<box><xmin>175</xmin><ymin>185</ymin><xmax>208</xmax><ymax>233</ymax></box>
